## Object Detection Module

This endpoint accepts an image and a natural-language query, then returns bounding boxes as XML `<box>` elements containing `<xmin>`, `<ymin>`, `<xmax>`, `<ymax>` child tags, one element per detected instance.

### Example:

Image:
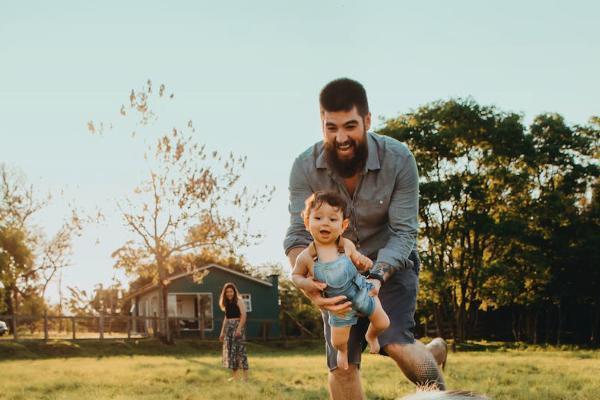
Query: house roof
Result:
<box><xmin>125</xmin><ymin>264</ymin><xmax>273</xmax><ymax>300</ymax></box>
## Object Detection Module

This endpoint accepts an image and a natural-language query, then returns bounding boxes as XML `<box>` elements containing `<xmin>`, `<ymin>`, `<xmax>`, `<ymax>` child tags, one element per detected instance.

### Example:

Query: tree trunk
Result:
<box><xmin>556</xmin><ymin>299</ymin><xmax>563</xmax><ymax>346</ymax></box>
<box><xmin>590</xmin><ymin>300</ymin><xmax>599</xmax><ymax>344</ymax></box>
<box><xmin>533</xmin><ymin>308</ymin><xmax>539</xmax><ymax>345</ymax></box>
<box><xmin>157</xmin><ymin>259</ymin><xmax>171</xmax><ymax>343</ymax></box>
<box><xmin>511</xmin><ymin>307</ymin><xmax>519</xmax><ymax>342</ymax></box>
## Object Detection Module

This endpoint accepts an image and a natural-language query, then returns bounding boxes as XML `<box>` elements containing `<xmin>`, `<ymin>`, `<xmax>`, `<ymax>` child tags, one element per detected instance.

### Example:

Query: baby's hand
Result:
<box><xmin>307</xmin><ymin>278</ymin><xmax>327</xmax><ymax>292</ymax></box>
<box><xmin>341</xmin><ymin>238</ymin><xmax>373</xmax><ymax>271</ymax></box>
<box><xmin>347</xmin><ymin>250</ymin><xmax>373</xmax><ymax>271</ymax></box>
<box><xmin>366</xmin><ymin>279</ymin><xmax>381</xmax><ymax>297</ymax></box>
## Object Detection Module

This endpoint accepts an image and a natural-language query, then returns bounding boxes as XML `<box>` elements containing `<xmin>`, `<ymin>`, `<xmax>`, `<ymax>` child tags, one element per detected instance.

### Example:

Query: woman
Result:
<box><xmin>219</xmin><ymin>282</ymin><xmax>249</xmax><ymax>381</ymax></box>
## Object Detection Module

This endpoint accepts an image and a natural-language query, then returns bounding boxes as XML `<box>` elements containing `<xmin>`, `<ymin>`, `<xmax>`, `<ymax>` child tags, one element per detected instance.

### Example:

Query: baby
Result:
<box><xmin>292</xmin><ymin>191</ymin><xmax>390</xmax><ymax>369</ymax></box>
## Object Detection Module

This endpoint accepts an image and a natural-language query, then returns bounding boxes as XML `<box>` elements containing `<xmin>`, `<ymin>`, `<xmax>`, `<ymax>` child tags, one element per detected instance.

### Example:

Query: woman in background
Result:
<box><xmin>219</xmin><ymin>282</ymin><xmax>249</xmax><ymax>381</ymax></box>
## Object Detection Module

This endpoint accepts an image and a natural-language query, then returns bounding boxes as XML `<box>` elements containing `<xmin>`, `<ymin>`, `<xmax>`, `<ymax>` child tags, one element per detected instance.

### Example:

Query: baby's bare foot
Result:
<box><xmin>337</xmin><ymin>351</ymin><xmax>349</xmax><ymax>370</ymax></box>
<box><xmin>366</xmin><ymin>334</ymin><xmax>380</xmax><ymax>354</ymax></box>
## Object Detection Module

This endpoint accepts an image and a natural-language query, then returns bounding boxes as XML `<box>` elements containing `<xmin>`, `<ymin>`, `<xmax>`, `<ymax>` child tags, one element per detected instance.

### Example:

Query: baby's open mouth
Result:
<box><xmin>319</xmin><ymin>229</ymin><xmax>331</xmax><ymax>235</ymax></box>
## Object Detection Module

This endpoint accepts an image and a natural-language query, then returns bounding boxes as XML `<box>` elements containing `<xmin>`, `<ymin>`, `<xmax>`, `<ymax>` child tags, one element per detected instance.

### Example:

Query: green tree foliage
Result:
<box><xmin>379</xmin><ymin>99</ymin><xmax>599</xmax><ymax>344</ymax></box>
<box><xmin>0</xmin><ymin>164</ymin><xmax>90</xmax><ymax>322</ymax></box>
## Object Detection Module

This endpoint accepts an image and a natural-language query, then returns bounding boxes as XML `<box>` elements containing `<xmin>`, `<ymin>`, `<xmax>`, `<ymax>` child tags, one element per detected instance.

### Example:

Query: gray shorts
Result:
<box><xmin>323</xmin><ymin>250</ymin><xmax>420</xmax><ymax>370</ymax></box>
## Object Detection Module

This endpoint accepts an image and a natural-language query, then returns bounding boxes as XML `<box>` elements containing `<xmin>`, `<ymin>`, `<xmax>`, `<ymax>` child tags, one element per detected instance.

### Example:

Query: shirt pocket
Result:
<box><xmin>357</xmin><ymin>197</ymin><xmax>389</xmax><ymax>227</ymax></box>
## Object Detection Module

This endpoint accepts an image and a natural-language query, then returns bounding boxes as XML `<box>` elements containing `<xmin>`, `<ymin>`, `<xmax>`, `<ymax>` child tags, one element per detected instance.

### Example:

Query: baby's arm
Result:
<box><xmin>340</xmin><ymin>237</ymin><xmax>373</xmax><ymax>272</ymax></box>
<box><xmin>292</xmin><ymin>248</ymin><xmax>326</xmax><ymax>292</ymax></box>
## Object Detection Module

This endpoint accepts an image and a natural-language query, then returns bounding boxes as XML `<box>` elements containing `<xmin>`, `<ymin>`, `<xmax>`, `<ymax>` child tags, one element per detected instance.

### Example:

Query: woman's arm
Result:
<box><xmin>236</xmin><ymin>298</ymin><xmax>247</xmax><ymax>335</ymax></box>
<box><xmin>219</xmin><ymin>315</ymin><xmax>227</xmax><ymax>341</ymax></box>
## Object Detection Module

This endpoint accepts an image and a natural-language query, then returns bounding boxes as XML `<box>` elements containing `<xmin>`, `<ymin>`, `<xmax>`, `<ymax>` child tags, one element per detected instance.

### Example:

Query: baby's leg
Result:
<box><xmin>366</xmin><ymin>297</ymin><xmax>390</xmax><ymax>354</ymax></box>
<box><xmin>330</xmin><ymin>325</ymin><xmax>352</xmax><ymax>370</ymax></box>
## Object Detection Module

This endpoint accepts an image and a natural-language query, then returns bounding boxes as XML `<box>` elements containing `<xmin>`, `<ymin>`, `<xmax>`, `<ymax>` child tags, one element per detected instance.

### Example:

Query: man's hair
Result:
<box><xmin>302</xmin><ymin>191</ymin><xmax>348</xmax><ymax>227</ymax></box>
<box><xmin>319</xmin><ymin>78</ymin><xmax>369</xmax><ymax>117</ymax></box>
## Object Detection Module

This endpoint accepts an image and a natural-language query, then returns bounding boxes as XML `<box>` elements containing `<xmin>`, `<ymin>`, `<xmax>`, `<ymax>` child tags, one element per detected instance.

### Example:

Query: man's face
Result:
<box><xmin>321</xmin><ymin>106</ymin><xmax>371</xmax><ymax>178</ymax></box>
<box><xmin>307</xmin><ymin>203</ymin><xmax>349</xmax><ymax>246</ymax></box>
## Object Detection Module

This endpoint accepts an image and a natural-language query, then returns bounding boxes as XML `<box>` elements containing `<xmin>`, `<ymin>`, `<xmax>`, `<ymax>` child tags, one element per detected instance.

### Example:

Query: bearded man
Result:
<box><xmin>284</xmin><ymin>78</ymin><xmax>446</xmax><ymax>399</ymax></box>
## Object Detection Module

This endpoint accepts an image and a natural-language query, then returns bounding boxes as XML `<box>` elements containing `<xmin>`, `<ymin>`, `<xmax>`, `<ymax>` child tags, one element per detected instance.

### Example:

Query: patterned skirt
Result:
<box><xmin>222</xmin><ymin>319</ymin><xmax>249</xmax><ymax>370</ymax></box>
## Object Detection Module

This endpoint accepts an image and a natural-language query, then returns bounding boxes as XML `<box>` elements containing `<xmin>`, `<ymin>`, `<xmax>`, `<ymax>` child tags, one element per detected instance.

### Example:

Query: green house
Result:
<box><xmin>128</xmin><ymin>264</ymin><xmax>280</xmax><ymax>339</ymax></box>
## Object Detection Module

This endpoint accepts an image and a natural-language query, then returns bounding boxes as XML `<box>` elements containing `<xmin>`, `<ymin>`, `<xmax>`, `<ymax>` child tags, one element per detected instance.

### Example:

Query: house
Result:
<box><xmin>127</xmin><ymin>264</ymin><xmax>280</xmax><ymax>339</ymax></box>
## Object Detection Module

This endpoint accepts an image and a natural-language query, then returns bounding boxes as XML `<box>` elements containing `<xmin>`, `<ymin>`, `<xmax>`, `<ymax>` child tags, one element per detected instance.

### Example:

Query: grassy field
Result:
<box><xmin>1</xmin><ymin>339</ymin><xmax>599</xmax><ymax>399</ymax></box>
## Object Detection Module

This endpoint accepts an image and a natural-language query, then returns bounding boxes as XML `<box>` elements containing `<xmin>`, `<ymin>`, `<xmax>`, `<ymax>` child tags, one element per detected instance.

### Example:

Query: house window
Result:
<box><xmin>198</xmin><ymin>293</ymin><xmax>214</xmax><ymax>330</ymax></box>
<box><xmin>241</xmin><ymin>294</ymin><xmax>252</xmax><ymax>312</ymax></box>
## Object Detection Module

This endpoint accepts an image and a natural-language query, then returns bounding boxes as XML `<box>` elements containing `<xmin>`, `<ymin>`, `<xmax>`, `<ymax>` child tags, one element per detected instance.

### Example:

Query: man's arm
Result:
<box><xmin>283</xmin><ymin>157</ymin><xmax>313</xmax><ymax>255</ymax></box>
<box><xmin>369</xmin><ymin>150</ymin><xmax>419</xmax><ymax>284</ymax></box>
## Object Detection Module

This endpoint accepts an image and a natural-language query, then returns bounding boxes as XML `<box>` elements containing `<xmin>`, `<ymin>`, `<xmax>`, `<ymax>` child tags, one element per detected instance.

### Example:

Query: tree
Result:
<box><xmin>379</xmin><ymin>101</ymin><xmax>599</xmax><ymax>344</ymax></box>
<box><xmin>379</xmin><ymin>99</ymin><xmax>532</xmax><ymax>342</ymax></box>
<box><xmin>92</xmin><ymin>81</ymin><xmax>274</xmax><ymax>341</ymax></box>
<box><xmin>0</xmin><ymin>164</ymin><xmax>91</xmax><ymax>319</ymax></box>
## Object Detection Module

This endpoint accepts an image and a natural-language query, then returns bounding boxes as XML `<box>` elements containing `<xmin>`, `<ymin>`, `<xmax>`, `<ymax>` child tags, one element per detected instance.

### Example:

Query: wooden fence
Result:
<box><xmin>0</xmin><ymin>313</ymin><xmax>278</xmax><ymax>341</ymax></box>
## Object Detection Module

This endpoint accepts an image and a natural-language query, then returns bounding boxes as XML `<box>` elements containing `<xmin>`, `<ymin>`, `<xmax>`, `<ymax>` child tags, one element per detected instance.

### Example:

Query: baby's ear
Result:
<box><xmin>342</xmin><ymin>218</ymin><xmax>350</xmax><ymax>231</ymax></box>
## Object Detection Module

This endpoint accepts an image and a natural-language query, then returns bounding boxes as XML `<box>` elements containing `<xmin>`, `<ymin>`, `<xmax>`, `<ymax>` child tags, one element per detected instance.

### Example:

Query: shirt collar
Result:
<box><xmin>316</xmin><ymin>132</ymin><xmax>381</xmax><ymax>172</ymax></box>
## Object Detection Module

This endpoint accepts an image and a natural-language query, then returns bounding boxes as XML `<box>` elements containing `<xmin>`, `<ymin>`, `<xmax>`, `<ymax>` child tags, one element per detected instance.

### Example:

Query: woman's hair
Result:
<box><xmin>302</xmin><ymin>191</ymin><xmax>348</xmax><ymax>227</ymax></box>
<box><xmin>219</xmin><ymin>282</ymin><xmax>240</xmax><ymax>311</ymax></box>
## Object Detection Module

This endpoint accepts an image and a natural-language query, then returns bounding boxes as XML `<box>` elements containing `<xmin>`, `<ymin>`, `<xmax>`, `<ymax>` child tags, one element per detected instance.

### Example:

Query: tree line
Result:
<box><xmin>377</xmin><ymin>99</ymin><xmax>599</xmax><ymax>345</ymax></box>
<box><xmin>2</xmin><ymin>93</ymin><xmax>598</xmax><ymax>345</ymax></box>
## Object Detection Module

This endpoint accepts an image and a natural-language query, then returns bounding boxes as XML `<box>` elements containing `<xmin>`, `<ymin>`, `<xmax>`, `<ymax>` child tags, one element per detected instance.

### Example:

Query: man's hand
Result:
<box><xmin>366</xmin><ymin>278</ymin><xmax>381</xmax><ymax>297</ymax></box>
<box><xmin>304</xmin><ymin>277</ymin><xmax>327</xmax><ymax>293</ymax></box>
<box><xmin>307</xmin><ymin>291</ymin><xmax>352</xmax><ymax>317</ymax></box>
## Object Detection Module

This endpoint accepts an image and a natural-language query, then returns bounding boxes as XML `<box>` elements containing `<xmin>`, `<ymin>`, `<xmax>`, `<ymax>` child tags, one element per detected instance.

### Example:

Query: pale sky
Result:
<box><xmin>1</xmin><ymin>1</ymin><xmax>599</xmax><ymax>302</ymax></box>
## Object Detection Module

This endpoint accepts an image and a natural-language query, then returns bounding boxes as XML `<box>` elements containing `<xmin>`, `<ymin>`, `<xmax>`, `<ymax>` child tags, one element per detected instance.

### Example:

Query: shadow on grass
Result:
<box><xmin>0</xmin><ymin>338</ymin><xmax>325</xmax><ymax>361</ymax></box>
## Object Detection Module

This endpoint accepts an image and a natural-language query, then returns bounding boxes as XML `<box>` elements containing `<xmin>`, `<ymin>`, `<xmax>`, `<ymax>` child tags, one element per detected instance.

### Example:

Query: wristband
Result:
<box><xmin>367</xmin><ymin>271</ymin><xmax>384</xmax><ymax>285</ymax></box>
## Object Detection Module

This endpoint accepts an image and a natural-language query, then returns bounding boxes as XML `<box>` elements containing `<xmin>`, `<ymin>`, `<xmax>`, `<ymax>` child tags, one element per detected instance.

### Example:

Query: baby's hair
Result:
<box><xmin>302</xmin><ymin>191</ymin><xmax>348</xmax><ymax>227</ymax></box>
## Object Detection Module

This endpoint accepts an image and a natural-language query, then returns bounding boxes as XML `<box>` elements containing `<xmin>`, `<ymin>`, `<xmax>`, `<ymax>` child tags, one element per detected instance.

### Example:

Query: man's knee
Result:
<box><xmin>385</xmin><ymin>342</ymin><xmax>446</xmax><ymax>390</ymax></box>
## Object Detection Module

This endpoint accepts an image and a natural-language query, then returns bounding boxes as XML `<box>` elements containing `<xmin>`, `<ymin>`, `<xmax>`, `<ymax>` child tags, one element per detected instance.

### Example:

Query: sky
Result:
<box><xmin>1</xmin><ymin>0</ymin><xmax>599</xmax><ymax>302</ymax></box>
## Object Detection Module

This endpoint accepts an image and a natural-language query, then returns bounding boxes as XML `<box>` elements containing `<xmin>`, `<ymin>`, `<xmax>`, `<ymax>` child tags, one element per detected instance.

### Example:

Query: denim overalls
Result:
<box><xmin>314</xmin><ymin>255</ymin><xmax>376</xmax><ymax>327</ymax></box>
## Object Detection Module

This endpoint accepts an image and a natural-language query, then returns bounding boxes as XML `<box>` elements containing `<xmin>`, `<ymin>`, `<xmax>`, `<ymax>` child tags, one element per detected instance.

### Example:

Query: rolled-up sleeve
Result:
<box><xmin>283</xmin><ymin>156</ymin><xmax>313</xmax><ymax>255</ymax></box>
<box><xmin>376</xmin><ymin>151</ymin><xmax>419</xmax><ymax>266</ymax></box>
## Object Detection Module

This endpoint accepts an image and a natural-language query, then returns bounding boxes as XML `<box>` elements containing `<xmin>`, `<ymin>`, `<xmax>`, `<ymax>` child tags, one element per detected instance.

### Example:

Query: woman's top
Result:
<box><xmin>225</xmin><ymin>300</ymin><xmax>241</xmax><ymax>318</ymax></box>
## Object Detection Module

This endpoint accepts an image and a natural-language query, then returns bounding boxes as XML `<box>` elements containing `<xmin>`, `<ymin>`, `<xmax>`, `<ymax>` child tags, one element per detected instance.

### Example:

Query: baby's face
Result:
<box><xmin>307</xmin><ymin>202</ymin><xmax>347</xmax><ymax>245</ymax></box>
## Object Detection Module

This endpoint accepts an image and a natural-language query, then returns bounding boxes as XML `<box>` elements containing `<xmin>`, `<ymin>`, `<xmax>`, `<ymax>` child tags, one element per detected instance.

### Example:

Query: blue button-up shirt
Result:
<box><xmin>283</xmin><ymin>132</ymin><xmax>419</xmax><ymax>268</ymax></box>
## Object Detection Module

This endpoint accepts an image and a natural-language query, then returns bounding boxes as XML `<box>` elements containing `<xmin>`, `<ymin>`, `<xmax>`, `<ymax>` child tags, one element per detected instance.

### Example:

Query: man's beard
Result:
<box><xmin>324</xmin><ymin>134</ymin><xmax>368</xmax><ymax>178</ymax></box>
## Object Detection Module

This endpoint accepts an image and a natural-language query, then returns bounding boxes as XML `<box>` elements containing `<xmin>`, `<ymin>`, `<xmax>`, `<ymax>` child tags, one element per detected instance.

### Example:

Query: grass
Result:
<box><xmin>1</xmin><ymin>339</ymin><xmax>599</xmax><ymax>399</ymax></box>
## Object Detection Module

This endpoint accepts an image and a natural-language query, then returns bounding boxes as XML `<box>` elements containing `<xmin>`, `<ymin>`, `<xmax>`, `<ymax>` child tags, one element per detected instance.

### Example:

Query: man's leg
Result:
<box><xmin>328</xmin><ymin>364</ymin><xmax>364</xmax><ymax>400</ymax></box>
<box><xmin>384</xmin><ymin>341</ymin><xmax>446</xmax><ymax>390</ymax></box>
<box><xmin>377</xmin><ymin>251</ymin><xmax>446</xmax><ymax>390</ymax></box>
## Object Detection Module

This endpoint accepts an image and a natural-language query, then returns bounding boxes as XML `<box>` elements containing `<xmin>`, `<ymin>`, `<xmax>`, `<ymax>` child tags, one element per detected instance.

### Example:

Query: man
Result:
<box><xmin>284</xmin><ymin>78</ymin><xmax>446</xmax><ymax>399</ymax></box>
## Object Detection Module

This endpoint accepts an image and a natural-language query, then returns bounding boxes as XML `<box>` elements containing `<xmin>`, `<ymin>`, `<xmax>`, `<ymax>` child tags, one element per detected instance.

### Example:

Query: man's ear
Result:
<box><xmin>364</xmin><ymin>112</ymin><xmax>372</xmax><ymax>132</ymax></box>
<box><xmin>342</xmin><ymin>218</ymin><xmax>350</xmax><ymax>231</ymax></box>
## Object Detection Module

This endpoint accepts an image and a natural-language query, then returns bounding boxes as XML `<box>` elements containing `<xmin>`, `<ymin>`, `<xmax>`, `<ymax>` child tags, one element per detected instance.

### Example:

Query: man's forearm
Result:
<box><xmin>291</xmin><ymin>273</ymin><xmax>315</xmax><ymax>292</ymax></box>
<box><xmin>287</xmin><ymin>246</ymin><xmax>306</xmax><ymax>269</ymax></box>
<box><xmin>368</xmin><ymin>258</ymin><xmax>414</xmax><ymax>283</ymax></box>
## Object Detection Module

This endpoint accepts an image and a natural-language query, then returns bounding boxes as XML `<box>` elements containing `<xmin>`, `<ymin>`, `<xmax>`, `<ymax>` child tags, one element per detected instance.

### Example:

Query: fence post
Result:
<box><xmin>71</xmin><ymin>317</ymin><xmax>76</xmax><ymax>340</ymax></box>
<box><xmin>44</xmin><ymin>311</ymin><xmax>49</xmax><ymax>340</ymax></box>
<box><xmin>11</xmin><ymin>314</ymin><xmax>18</xmax><ymax>340</ymax></box>
<box><xmin>127</xmin><ymin>318</ymin><xmax>131</xmax><ymax>339</ymax></box>
<box><xmin>99</xmin><ymin>313</ymin><xmax>104</xmax><ymax>340</ymax></box>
